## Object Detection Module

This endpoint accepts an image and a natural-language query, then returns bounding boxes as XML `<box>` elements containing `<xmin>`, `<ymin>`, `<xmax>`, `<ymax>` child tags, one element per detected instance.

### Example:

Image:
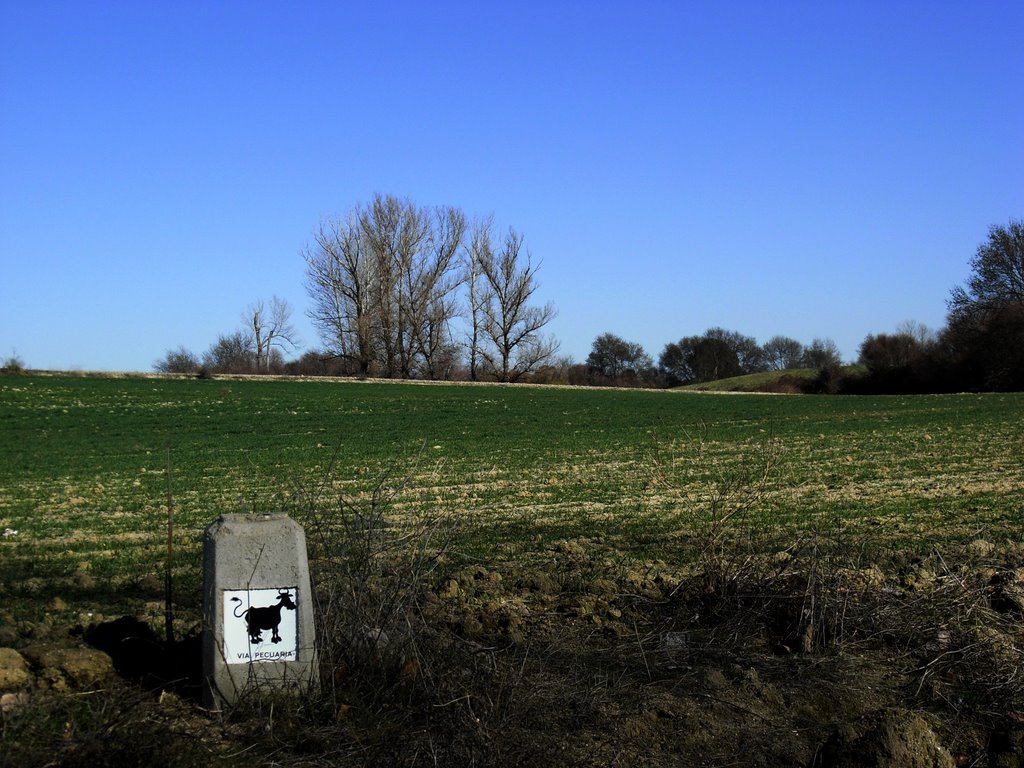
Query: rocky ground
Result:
<box><xmin>2</xmin><ymin>538</ymin><xmax>1024</xmax><ymax>767</ymax></box>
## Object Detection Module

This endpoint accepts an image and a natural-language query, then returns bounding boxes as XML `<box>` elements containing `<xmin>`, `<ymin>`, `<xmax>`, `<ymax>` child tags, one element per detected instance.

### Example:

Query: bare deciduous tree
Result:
<box><xmin>476</xmin><ymin>226</ymin><xmax>559</xmax><ymax>382</ymax></box>
<box><xmin>405</xmin><ymin>205</ymin><xmax>465</xmax><ymax>378</ymax></box>
<box><xmin>659</xmin><ymin>336</ymin><xmax>699</xmax><ymax>384</ymax></box>
<box><xmin>358</xmin><ymin>194</ymin><xmax>428</xmax><ymax>377</ymax></box>
<box><xmin>462</xmin><ymin>216</ymin><xmax>494</xmax><ymax>381</ymax></box>
<box><xmin>895</xmin><ymin>320</ymin><xmax>936</xmax><ymax>347</ymax></box>
<box><xmin>154</xmin><ymin>346</ymin><xmax>199</xmax><ymax>374</ymax></box>
<box><xmin>802</xmin><ymin>337</ymin><xmax>843</xmax><ymax>369</ymax></box>
<box><xmin>949</xmin><ymin>218</ymin><xmax>1024</xmax><ymax>323</ymax></box>
<box><xmin>705</xmin><ymin>327</ymin><xmax>767</xmax><ymax>374</ymax></box>
<box><xmin>202</xmin><ymin>331</ymin><xmax>256</xmax><ymax>373</ymax></box>
<box><xmin>304</xmin><ymin>194</ymin><xmax>468</xmax><ymax>379</ymax></box>
<box><xmin>943</xmin><ymin>220</ymin><xmax>1024</xmax><ymax>390</ymax></box>
<box><xmin>305</xmin><ymin>214</ymin><xmax>377</xmax><ymax>375</ymax></box>
<box><xmin>245</xmin><ymin>296</ymin><xmax>298</xmax><ymax>371</ymax></box>
<box><xmin>858</xmin><ymin>331</ymin><xmax>925</xmax><ymax>371</ymax></box>
<box><xmin>586</xmin><ymin>333</ymin><xmax>653</xmax><ymax>381</ymax></box>
<box><xmin>661</xmin><ymin>329</ymin><xmax>768</xmax><ymax>384</ymax></box>
<box><xmin>763</xmin><ymin>335</ymin><xmax>805</xmax><ymax>370</ymax></box>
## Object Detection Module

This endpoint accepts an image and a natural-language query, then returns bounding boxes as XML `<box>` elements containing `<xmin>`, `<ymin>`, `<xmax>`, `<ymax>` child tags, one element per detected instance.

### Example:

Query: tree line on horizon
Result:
<box><xmin>151</xmin><ymin>207</ymin><xmax>1023</xmax><ymax>394</ymax></box>
<box><xmin>581</xmin><ymin>218</ymin><xmax>1023</xmax><ymax>393</ymax></box>
<box><xmin>577</xmin><ymin>329</ymin><xmax>845</xmax><ymax>389</ymax></box>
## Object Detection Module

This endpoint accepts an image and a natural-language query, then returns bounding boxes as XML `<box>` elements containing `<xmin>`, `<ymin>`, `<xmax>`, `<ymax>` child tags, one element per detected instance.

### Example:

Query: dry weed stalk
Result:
<box><xmin>869</xmin><ymin>552</ymin><xmax>1024</xmax><ymax>717</ymax></box>
<box><xmin>287</xmin><ymin>442</ymin><xmax>457</xmax><ymax>717</ymax></box>
<box><xmin>645</xmin><ymin>427</ymin><xmax>784</xmax><ymax>600</ymax></box>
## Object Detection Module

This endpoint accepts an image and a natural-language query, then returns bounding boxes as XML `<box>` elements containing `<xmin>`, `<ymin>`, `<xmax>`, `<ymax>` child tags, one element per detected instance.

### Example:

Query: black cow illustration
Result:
<box><xmin>231</xmin><ymin>590</ymin><xmax>297</xmax><ymax>644</ymax></box>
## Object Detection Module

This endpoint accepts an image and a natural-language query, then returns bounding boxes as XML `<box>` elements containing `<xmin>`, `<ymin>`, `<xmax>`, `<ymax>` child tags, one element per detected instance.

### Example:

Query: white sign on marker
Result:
<box><xmin>223</xmin><ymin>587</ymin><xmax>299</xmax><ymax>664</ymax></box>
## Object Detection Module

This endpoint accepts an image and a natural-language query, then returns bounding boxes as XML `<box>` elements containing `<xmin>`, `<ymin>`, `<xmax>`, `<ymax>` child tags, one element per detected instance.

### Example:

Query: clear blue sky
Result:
<box><xmin>2</xmin><ymin>1</ymin><xmax>1021</xmax><ymax>372</ymax></box>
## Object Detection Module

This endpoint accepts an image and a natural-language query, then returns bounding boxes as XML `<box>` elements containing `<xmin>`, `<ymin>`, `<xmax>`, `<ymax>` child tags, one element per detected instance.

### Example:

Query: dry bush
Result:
<box><xmin>286</xmin><ymin>450</ymin><xmax>447</xmax><ymax>682</ymax></box>
<box><xmin>240</xmin><ymin>447</ymin><xmax>656</xmax><ymax>766</ymax></box>
<box><xmin>868</xmin><ymin>553</ymin><xmax>1024</xmax><ymax>717</ymax></box>
<box><xmin>0</xmin><ymin>355</ymin><xmax>25</xmax><ymax>375</ymax></box>
<box><xmin>245</xmin><ymin>447</ymin><xmax>523</xmax><ymax>765</ymax></box>
<box><xmin>643</xmin><ymin>427</ymin><xmax>785</xmax><ymax>594</ymax></box>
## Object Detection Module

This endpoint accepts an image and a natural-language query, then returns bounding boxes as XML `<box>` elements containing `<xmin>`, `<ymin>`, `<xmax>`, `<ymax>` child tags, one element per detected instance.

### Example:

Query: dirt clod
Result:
<box><xmin>816</xmin><ymin>709</ymin><xmax>955</xmax><ymax>768</ymax></box>
<box><xmin>21</xmin><ymin>644</ymin><xmax>114</xmax><ymax>691</ymax></box>
<box><xmin>0</xmin><ymin>647</ymin><xmax>31</xmax><ymax>691</ymax></box>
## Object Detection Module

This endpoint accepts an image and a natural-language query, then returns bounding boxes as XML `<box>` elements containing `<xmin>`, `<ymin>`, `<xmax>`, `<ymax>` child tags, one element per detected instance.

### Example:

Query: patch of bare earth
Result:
<box><xmin>3</xmin><ymin>537</ymin><xmax>1024</xmax><ymax>766</ymax></box>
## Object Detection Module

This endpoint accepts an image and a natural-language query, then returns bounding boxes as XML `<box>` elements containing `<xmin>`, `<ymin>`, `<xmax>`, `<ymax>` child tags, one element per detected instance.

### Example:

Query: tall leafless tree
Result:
<box><xmin>304</xmin><ymin>194</ymin><xmax>467</xmax><ymax>379</ymax></box>
<box><xmin>476</xmin><ymin>226</ymin><xmax>559</xmax><ymax>382</ymax></box>
<box><xmin>405</xmin><ymin>205</ymin><xmax>465</xmax><ymax>378</ymax></box>
<box><xmin>358</xmin><ymin>194</ymin><xmax>425</xmax><ymax>377</ymax></box>
<box><xmin>304</xmin><ymin>214</ymin><xmax>376</xmax><ymax>375</ymax></box>
<box><xmin>245</xmin><ymin>296</ymin><xmax>298</xmax><ymax>371</ymax></box>
<box><xmin>462</xmin><ymin>216</ymin><xmax>494</xmax><ymax>381</ymax></box>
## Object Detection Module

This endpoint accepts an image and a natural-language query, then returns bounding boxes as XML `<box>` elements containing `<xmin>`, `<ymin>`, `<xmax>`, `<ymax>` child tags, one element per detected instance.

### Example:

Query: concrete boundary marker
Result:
<box><xmin>202</xmin><ymin>513</ymin><xmax>317</xmax><ymax>709</ymax></box>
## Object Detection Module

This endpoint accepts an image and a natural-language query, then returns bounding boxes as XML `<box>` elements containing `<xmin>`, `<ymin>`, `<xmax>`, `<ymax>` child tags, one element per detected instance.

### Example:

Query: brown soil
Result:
<box><xmin>3</xmin><ymin>540</ymin><xmax>1023</xmax><ymax>767</ymax></box>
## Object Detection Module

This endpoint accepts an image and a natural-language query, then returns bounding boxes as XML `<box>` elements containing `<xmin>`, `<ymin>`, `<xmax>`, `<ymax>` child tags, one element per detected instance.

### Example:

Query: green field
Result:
<box><xmin>2</xmin><ymin>374</ymin><xmax>1023</xmax><ymax>617</ymax></box>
